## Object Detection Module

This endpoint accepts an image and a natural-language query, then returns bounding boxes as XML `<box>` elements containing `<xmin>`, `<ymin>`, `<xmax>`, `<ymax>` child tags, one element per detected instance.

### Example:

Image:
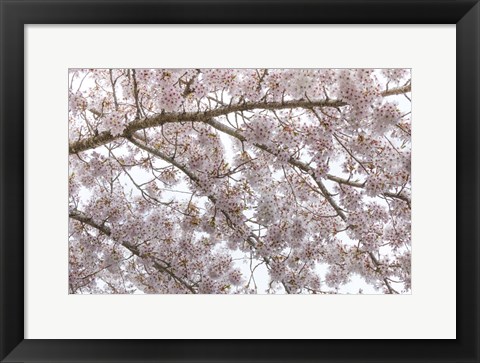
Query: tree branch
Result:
<box><xmin>69</xmin><ymin>84</ymin><xmax>410</xmax><ymax>154</ymax></box>
<box><xmin>368</xmin><ymin>252</ymin><xmax>399</xmax><ymax>294</ymax></box>
<box><xmin>69</xmin><ymin>210</ymin><xmax>197</xmax><ymax>294</ymax></box>
<box><xmin>382</xmin><ymin>84</ymin><xmax>411</xmax><ymax>97</ymax></box>
<box><xmin>202</xmin><ymin>117</ymin><xmax>412</xmax><ymax>214</ymax></box>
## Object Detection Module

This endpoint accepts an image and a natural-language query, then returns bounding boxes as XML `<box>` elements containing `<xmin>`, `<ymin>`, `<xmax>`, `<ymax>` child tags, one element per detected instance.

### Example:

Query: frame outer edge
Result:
<box><xmin>1</xmin><ymin>0</ymin><xmax>25</xmax><ymax>362</ymax></box>
<box><xmin>457</xmin><ymin>2</ymin><xmax>480</xmax><ymax>361</ymax></box>
<box><xmin>1</xmin><ymin>0</ymin><xmax>479</xmax><ymax>362</ymax></box>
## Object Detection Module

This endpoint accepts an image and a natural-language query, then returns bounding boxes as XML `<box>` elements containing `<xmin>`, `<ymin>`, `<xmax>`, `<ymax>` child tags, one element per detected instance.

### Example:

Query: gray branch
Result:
<box><xmin>69</xmin><ymin>210</ymin><xmax>197</xmax><ymax>294</ymax></box>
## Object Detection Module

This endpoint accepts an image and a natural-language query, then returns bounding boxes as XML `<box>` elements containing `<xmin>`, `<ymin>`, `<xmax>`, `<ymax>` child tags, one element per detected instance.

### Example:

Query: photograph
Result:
<box><xmin>68</xmin><ymin>68</ymin><xmax>412</xmax><ymax>295</ymax></box>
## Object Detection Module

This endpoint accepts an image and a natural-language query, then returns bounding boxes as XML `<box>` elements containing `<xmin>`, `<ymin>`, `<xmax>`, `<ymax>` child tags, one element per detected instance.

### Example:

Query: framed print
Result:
<box><xmin>1</xmin><ymin>1</ymin><xmax>479</xmax><ymax>362</ymax></box>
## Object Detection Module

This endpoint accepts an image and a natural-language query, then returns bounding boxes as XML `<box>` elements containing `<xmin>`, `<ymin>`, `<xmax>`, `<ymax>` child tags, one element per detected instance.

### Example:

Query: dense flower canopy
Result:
<box><xmin>69</xmin><ymin>68</ymin><xmax>411</xmax><ymax>294</ymax></box>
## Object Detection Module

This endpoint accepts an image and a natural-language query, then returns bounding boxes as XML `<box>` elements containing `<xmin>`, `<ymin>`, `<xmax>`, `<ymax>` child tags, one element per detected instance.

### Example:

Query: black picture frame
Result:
<box><xmin>1</xmin><ymin>1</ymin><xmax>478</xmax><ymax>362</ymax></box>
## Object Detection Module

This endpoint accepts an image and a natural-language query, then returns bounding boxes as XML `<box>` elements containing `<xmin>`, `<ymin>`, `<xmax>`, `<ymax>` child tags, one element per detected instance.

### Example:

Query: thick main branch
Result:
<box><xmin>69</xmin><ymin>84</ymin><xmax>410</xmax><ymax>154</ymax></box>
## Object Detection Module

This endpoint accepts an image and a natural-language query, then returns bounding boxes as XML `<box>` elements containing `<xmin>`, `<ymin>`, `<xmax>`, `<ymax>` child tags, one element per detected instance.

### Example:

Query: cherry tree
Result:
<box><xmin>68</xmin><ymin>68</ymin><xmax>411</xmax><ymax>294</ymax></box>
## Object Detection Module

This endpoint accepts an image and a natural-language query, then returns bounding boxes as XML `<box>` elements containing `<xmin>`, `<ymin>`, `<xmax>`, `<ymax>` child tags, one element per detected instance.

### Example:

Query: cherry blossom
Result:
<box><xmin>68</xmin><ymin>68</ymin><xmax>411</xmax><ymax>294</ymax></box>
